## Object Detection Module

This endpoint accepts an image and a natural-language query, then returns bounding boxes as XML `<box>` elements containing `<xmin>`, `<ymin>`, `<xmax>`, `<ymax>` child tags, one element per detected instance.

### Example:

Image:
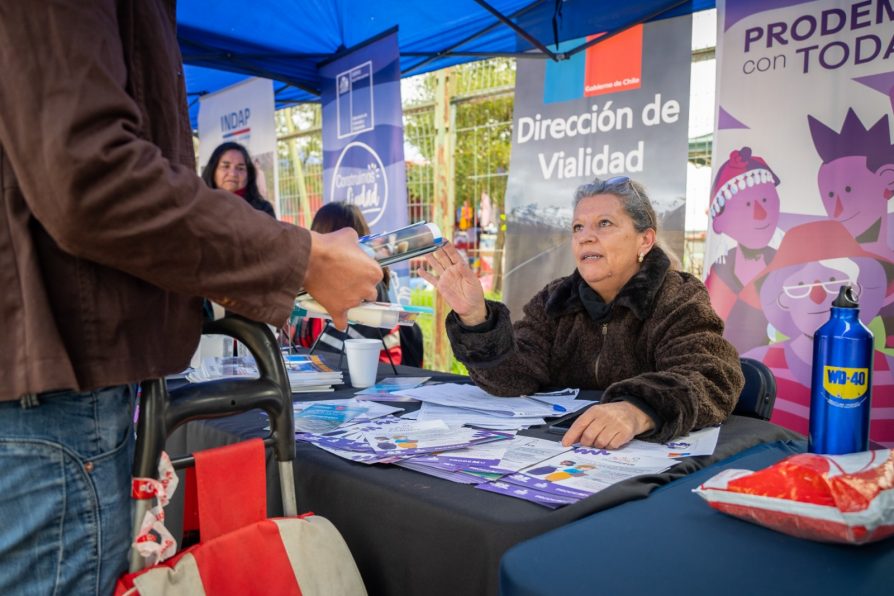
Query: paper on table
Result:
<box><xmin>414</xmin><ymin>402</ymin><xmax>546</xmax><ymax>430</ymax></box>
<box><xmin>293</xmin><ymin>398</ymin><xmax>402</xmax><ymax>424</ymax></box>
<box><xmin>614</xmin><ymin>426</ymin><xmax>721</xmax><ymax>459</ymax></box>
<box><xmin>479</xmin><ymin>446</ymin><xmax>675</xmax><ymax>505</ymax></box>
<box><xmin>394</xmin><ymin>383</ymin><xmax>589</xmax><ymax>418</ymax></box>
<box><xmin>294</xmin><ymin>403</ymin><xmax>368</xmax><ymax>433</ymax></box>
<box><xmin>354</xmin><ymin>377</ymin><xmax>431</xmax><ymax>401</ymax></box>
<box><xmin>363</xmin><ymin>419</ymin><xmax>510</xmax><ymax>457</ymax></box>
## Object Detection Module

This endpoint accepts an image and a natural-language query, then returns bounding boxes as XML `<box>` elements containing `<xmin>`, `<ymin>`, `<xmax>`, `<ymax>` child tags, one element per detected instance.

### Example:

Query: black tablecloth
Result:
<box><xmin>168</xmin><ymin>364</ymin><xmax>802</xmax><ymax>596</ymax></box>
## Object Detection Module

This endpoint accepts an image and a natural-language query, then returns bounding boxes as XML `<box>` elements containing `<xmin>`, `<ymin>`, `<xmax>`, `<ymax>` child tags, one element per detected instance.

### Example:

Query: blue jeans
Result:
<box><xmin>0</xmin><ymin>385</ymin><xmax>135</xmax><ymax>596</ymax></box>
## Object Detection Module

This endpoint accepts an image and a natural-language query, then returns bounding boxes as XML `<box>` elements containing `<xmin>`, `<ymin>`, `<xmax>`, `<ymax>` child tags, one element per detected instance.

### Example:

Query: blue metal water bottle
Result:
<box><xmin>808</xmin><ymin>285</ymin><xmax>874</xmax><ymax>454</ymax></box>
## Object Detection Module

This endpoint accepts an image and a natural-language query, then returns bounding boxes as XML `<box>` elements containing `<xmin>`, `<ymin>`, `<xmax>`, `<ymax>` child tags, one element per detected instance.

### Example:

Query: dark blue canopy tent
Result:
<box><xmin>178</xmin><ymin>0</ymin><xmax>714</xmax><ymax>127</ymax></box>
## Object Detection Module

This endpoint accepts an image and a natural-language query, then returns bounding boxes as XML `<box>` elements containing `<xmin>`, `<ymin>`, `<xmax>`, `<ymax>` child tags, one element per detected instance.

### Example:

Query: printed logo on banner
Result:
<box><xmin>544</xmin><ymin>25</ymin><xmax>644</xmax><ymax>104</ymax></box>
<box><xmin>330</xmin><ymin>141</ymin><xmax>388</xmax><ymax>226</ymax></box>
<box><xmin>337</xmin><ymin>61</ymin><xmax>375</xmax><ymax>139</ymax></box>
<box><xmin>220</xmin><ymin>106</ymin><xmax>252</xmax><ymax>141</ymax></box>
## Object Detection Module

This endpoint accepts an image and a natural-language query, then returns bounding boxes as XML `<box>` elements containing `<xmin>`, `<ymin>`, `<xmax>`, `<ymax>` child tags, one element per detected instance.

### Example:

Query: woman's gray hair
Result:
<box><xmin>573</xmin><ymin>176</ymin><xmax>657</xmax><ymax>233</ymax></box>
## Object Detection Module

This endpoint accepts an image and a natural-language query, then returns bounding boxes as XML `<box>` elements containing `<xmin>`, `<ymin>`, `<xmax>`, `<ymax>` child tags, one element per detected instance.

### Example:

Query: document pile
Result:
<box><xmin>186</xmin><ymin>353</ymin><xmax>343</xmax><ymax>392</ymax></box>
<box><xmin>296</xmin><ymin>412</ymin><xmax>512</xmax><ymax>465</ymax></box>
<box><xmin>474</xmin><ymin>427</ymin><xmax>721</xmax><ymax>508</ymax></box>
<box><xmin>393</xmin><ymin>384</ymin><xmax>594</xmax><ymax>431</ymax></box>
<box><xmin>282</xmin><ymin>353</ymin><xmax>343</xmax><ymax>392</ymax></box>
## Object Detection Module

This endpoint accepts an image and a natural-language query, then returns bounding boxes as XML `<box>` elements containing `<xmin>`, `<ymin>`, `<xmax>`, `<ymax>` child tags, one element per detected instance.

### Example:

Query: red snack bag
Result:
<box><xmin>694</xmin><ymin>449</ymin><xmax>894</xmax><ymax>545</ymax></box>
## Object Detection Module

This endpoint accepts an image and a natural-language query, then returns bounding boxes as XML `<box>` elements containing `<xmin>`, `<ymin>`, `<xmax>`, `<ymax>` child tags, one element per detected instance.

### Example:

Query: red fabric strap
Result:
<box><xmin>193</xmin><ymin>520</ymin><xmax>302</xmax><ymax>595</ymax></box>
<box><xmin>194</xmin><ymin>438</ymin><xmax>267</xmax><ymax>542</ymax></box>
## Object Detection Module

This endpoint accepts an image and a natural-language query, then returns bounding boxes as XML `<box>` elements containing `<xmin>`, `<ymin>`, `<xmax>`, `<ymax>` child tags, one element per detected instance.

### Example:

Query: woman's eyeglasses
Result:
<box><xmin>592</xmin><ymin>175</ymin><xmax>632</xmax><ymax>194</ymax></box>
<box><xmin>589</xmin><ymin>176</ymin><xmax>655</xmax><ymax>229</ymax></box>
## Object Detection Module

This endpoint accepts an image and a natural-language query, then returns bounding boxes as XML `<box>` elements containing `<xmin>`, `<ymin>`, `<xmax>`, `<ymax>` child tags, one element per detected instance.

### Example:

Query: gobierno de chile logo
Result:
<box><xmin>330</xmin><ymin>141</ymin><xmax>388</xmax><ymax>226</ymax></box>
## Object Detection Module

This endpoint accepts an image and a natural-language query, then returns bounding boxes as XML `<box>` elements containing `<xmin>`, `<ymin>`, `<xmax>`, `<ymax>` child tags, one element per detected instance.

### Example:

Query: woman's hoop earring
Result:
<box><xmin>637</xmin><ymin>253</ymin><xmax>644</xmax><ymax>263</ymax></box>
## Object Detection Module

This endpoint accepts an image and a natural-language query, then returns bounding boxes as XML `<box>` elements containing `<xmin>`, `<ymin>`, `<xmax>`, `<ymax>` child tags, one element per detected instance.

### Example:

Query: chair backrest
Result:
<box><xmin>399</xmin><ymin>322</ymin><xmax>425</xmax><ymax>368</ymax></box>
<box><xmin>733</xmin><ymin>357</ymin><xmax>777</xmax><ymax>421</ymax></box>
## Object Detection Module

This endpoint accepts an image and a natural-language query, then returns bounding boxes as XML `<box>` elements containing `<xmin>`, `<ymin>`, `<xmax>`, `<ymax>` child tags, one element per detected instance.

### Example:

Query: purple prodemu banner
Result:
<box><xmin>320</xmin><ymin>30</ymin><xmax>410</xmax><ymax>302</ymax></box>
<box><xmin>706</xmin><ymin>0</ymin><xmax>894</xmax><ymax>446</ymax></box>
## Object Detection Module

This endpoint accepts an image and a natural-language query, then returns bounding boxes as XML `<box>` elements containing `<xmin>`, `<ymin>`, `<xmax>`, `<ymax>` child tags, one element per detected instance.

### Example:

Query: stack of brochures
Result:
<box><xmin>282</xmin><ymin>353</ymin><xmax>344</xmax><ymax>392</ymax></box>
<box><xmin>186</xmin><ymin>353</ymin><xmax>343</xmax><ymax>393</ymax></box>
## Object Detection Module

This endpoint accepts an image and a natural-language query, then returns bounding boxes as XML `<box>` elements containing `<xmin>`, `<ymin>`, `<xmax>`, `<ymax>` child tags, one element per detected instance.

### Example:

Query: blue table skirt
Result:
<box><xmin>500</xmin><ymin>440</ymin><xmax>894</xmax><ymax>596</ymax></box>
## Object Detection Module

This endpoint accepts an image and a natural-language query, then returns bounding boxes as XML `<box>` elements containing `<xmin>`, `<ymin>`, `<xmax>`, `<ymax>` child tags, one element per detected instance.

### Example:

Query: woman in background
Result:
<box><xmin>294</xmin><ymin>202</ymin><xmax>412</xmax><ymax>364</ymax></box>
<box><xmin>201</xmin><ymin>141</ymin><xmax>275</xmax><ymax>218</ymax></box>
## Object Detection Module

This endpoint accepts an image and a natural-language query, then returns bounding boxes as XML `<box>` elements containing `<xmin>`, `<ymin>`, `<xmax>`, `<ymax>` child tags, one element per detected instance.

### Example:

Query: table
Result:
<box><xmin>500</xmin><ymin>440</ymin><xmax>894</xmax><ymax>595</ymax></box>
<box><xmin>170</xmin><ymin>363</ymin><xmax>802</xmax><ymax>596</ymax></box>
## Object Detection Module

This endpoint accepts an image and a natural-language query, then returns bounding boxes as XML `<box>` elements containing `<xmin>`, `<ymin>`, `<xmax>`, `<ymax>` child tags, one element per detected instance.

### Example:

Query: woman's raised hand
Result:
<box><xmin>417</xmin><ymin>241</ymin><xmax>487</xmax><ymax>326</ymax></box>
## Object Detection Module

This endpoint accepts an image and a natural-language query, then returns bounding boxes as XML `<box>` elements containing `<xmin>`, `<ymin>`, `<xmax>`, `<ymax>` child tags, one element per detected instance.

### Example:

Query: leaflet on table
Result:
<box><xmin>293</xmin><ymin>398</ymin><xmax>402</xmax><ymax>425</ymax></box>
<box><xmin>354</xmin><ymin>377</ymin><xmax>431</xmax><ymax>401</ymax></box>
<box><xmin>614</xmin><ymin>426</ymin><xmax>721</xmax><ymax>459</ymax></box>
<box><xmin>394</xmin><ymin>460</ymin><xmax>489</xmax><ymax>484</ymax></box>
<box><xmin>413</xmin><ymin>402</ymin><xmax>547</xmax><ymax>431</ymax></box>
<box><xmin>403</xmin><ymin>435</ymin><xmax>570</xmax><ymax>480</ymax></box>
<box><xmin>476</xmin><ymin>447</ymin><xmax>675</xmax><ymax>508</ymax></box>
<box><xmin>294</xmin><ymin>403</ymin><xmax>369</xmax><ymax>433</ymax></box>
<box><xmin>294</xmin><ymin>297</ymin><xmax>433</xmax><ymax>329</ymax></box>
<box><xmin>362</xmin><ymin>419</ymin><xmax>512</xmax><ymax>457</ymax></box>
<box><xmin>393</xmin><ymin>383</ymin><xmax>592</xmax><ymax>418</ymax></box>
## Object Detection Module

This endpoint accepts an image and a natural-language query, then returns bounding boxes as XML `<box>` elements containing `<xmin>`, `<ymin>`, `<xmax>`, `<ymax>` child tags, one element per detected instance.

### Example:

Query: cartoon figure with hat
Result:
<box><xmin>705</xmin><ymin>146</ymin><xmax>782</xmax><ymax>353</ymax></box>
<box><xmin>743</xmin><ymin>221</ymin><xmax>894</xmax><ymax>447</ymax></box>
<box><xmin>808</xmin><ymin>108</ymin><xmax>894</xmax><ymax>347</ymax></box>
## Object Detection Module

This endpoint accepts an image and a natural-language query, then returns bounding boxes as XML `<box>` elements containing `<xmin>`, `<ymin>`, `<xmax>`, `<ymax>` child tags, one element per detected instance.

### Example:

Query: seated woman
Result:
<box><xmin>419</xmin><ymin>176</ymin><xmax>743</xmax><ymax>448</ymax></box>
<box><xmin>201</xmin><ymin>141</ymin><xmax>275</xmax><ymax>218</ymax></box>
<box><xmin>293</xmin><ymin>202</ymin><xmax>407</xmax><ymax>364</ymax></box>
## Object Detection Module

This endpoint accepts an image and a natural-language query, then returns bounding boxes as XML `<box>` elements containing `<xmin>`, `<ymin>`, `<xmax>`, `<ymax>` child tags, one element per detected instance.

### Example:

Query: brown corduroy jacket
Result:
<box><xmin>0</xmin><ymin>1</ymin><xmax>309</xmax><ymax>401</ymax></box>
<box><xmin>446</xmin><ymin>247</ymin><xmax>744</xmax><ymax>443</ymax></box>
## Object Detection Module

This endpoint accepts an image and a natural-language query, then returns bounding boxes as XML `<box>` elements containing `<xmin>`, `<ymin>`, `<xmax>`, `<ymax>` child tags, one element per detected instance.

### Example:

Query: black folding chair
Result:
<box><xmin>733</xmin><ymin>357</ymin><xmax>777</xmax><ymax>421</ymax></box>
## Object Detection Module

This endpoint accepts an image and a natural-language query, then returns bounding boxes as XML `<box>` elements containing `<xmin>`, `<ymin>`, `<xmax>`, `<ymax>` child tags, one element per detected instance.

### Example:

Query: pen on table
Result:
<box><xmin>526</xmin><ymin>396</ymin><xmax>567</xmax><ymax>412</ymax></box>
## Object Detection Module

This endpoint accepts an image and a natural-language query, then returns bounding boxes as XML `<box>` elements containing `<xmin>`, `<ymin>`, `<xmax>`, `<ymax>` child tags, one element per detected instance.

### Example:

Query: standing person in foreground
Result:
<box><xmin>420</xmin><ymin>176</ymin><xmax>744</xmax><ymax>449</ymax></box>
<box><xmin>0</xmin><ymin>3</ymin><xmax>382</xmax><ymax>595</ymax></box>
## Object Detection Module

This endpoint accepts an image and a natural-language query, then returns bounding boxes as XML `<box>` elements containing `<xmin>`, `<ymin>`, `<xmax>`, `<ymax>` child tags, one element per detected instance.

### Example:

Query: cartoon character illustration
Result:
<box><xmin>375</xmin><ymin>436</ymin><xmax>397</xmax><ymax>451</ymax></box>
<box><xmin>705</xmin><ymin>147</ymin><xmax>782</xmax><ymax>353</ymax></box>
<box><xmin>744</xmin><ymin>221</ymin><xmax>894</xmax><ymax>446</ymax></box>
<box><xmin>526</xmin><ymin>459</ymin><xmax>576</xmax><ymax>477</ymax></box>
<box><xmin>544</xmin><ymin>463</ymin><xmax>595</xmax><ymax>482</ymax></box>
<box><xmin>808</xmin><ymin>108</ymin><xmax>894</xmax><ymax>347</ymax></box>
<box><xmin>393</xmin><ymin>435</ymin><xmax>418</xmax><ymax>449</ymax></box>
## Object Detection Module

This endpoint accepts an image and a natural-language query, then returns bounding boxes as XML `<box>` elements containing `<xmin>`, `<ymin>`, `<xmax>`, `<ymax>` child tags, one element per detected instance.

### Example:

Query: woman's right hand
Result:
<box><xmin>417</xmin><ymin>241</ymin><xmax>487</xmax><ymax>326</ymax></box>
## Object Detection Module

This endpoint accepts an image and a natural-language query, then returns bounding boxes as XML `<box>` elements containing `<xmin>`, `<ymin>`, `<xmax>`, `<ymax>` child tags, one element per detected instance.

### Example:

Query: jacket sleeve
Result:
<box><xmin>446</xmin><ymin>290</ymin><xmax>556</xmax><ymax>396</ymax></box>
<box><xmin>602</xmin><ymin>276</ymin><xmax>744</xmax><ymax>442</ymax></box>
<box><xmin>0</xmin><ymin>0</ymin><xmax>307</xmax><ymax>325</ymax></box>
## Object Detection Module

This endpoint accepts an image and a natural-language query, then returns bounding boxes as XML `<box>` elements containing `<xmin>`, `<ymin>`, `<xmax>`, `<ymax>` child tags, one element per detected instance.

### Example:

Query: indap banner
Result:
<box><xmin>502</xmin><ymin>15</ymin><xmax>692</xmax><ymax>317</ymax></box>
<box><xmin>319</xmin><ymin>29</ymin><xmax>410</xmax><ymax>301</ymax></box>
<box><xmin>706</xmin><ymin>0</ymin><xmax>894</xmax><ymax>446</ymax></box>
<box><xmin>197</xmin><ymin>77</ymin><xmax>279</xmax><ymax>213</ymax></box>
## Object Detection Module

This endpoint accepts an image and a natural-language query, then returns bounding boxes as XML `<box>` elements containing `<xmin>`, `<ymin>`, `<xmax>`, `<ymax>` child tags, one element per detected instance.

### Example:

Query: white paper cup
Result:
<box><xmin>344</xmin><ymin>338</ymin><xmax>381</xmax><ymax>388</ymax></box>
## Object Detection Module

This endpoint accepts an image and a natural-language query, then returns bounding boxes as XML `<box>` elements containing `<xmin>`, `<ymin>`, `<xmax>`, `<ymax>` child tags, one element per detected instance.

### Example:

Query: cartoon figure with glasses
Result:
<box><xmin>743</xmin><ymin>221</ymin><xmax>894</xmax><ymax>446</ymax></box>
<box><xmin>705</xmin><ymin>147</ymin><xmax>783</xmax><ymax>354</ymax></box>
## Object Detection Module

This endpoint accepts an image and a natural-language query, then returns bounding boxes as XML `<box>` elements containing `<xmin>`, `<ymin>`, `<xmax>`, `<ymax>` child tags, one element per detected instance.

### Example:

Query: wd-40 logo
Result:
<box><xmin>822</xmin><ymin>366</ymin><xmax>869</xmax><ymax>400</ymax></box>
